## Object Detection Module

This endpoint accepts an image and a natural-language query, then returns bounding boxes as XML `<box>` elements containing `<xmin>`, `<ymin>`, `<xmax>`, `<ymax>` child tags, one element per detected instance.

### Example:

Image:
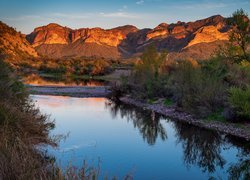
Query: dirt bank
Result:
<box><xmin>27</xmin><ymin>85</ymin><xmax>111</xmax><ymax>97</ymax></box>
<box><xmin>120</xmin><ymin>96</ymin><xmax>250</xmax><ymax>141</ymax></box>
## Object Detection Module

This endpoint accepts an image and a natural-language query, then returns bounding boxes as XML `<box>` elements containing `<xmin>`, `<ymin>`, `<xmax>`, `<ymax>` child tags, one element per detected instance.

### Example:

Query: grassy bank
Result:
<box><xmin>0</xmin><ymin>59</ymin><xmax>104</xmax><ymax>179</ymax></box>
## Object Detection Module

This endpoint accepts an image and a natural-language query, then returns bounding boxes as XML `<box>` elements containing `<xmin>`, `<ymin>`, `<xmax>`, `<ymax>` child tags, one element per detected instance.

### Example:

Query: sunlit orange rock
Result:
<box><xmin>25</xmin><ymin>15</ymin><xmax>235</xmax><ymax>60</ymax></box>
<box><xmin>186</xmin><ymin>25</ymin><xmax>229</xmax><ymax>48</ymax></box>
<box><xmin>0</xmin><ymin>21</ymin><xmax>38</xmax><ymax>59</ymax></box>
<box><xmin>28</xmin><ymin>23</ymin><xmax>70</xmax><ymax>47</ymax></box>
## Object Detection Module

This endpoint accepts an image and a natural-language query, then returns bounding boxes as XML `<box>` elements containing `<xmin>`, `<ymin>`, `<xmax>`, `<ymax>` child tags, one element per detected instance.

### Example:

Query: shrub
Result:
<box><xmin>0</xmin><ymin>59</ymin><xmax>56</xmax><ymax>178</ymax></box>
<box><xmin>130</xmin><ymin>46</ymin><xmax>167</xmax><ymax>99</ymax></box>
<box><xmin>228</xmin><ymin>86</ymin><xmax>250</xmax><ymax>120</ymax></box>
<box><xmin>226</xmin><ymin>60</ymin><xmax>250</xmax><ymax>88</ymax></box>
<box><xmin>167</xmin><ymin>61</ymin><xmax>226</xmax><ymax>117</ymax></box>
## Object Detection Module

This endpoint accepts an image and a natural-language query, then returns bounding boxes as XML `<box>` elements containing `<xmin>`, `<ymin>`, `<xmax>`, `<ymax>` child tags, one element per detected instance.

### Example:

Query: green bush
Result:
<box><xmin>129</xmin><ymin>46</ymin><xmax>167</xmax><ymax>99</ymax></box>
<box><xmin>164</xmin><ymin>98</ymin><xmax>174</xmax><ymax>107</ymax></box>
<box><xmin>167</xmin><ymin>60</ymin><xmax>226</xmax><ymax>117</ymax></box>
<box><xmin>228</xmin><ymin>86</ymin><xmax>250</xmax><ymax>120</ymax></box>
<box><xmin>226</xmin><ymin>60</ymin><xmax>250</xmax><ymax>88</ymax></box>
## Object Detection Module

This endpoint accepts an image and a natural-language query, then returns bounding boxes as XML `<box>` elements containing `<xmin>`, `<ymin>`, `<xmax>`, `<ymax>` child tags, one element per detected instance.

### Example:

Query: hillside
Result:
<box><xmin>0</xmin><ymin>21</ymin><xmax>38</xmax><ymax>63</ymax></box>
<box><xmin>26</xmin><ymin>15</ymin><xmax>230</xmax><ymax>60</ymax></box>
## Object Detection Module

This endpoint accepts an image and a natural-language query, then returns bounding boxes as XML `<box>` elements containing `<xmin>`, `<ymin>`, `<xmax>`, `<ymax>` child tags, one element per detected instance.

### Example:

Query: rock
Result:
<box><xmin>185</xmin><ymin>25</ymin><xmax>228</xmax><ymax>48</ymax></box>
<box><xmin>25</xmin><ymin>15</ymin><xmax>238</xmax><ymax>60</ymax></box>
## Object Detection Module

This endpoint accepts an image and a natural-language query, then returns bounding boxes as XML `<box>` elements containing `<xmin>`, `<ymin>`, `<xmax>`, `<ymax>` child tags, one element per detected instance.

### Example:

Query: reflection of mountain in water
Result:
<box><xmin>106</xmin><ymin>100</ymin><xmax>250</xmax><ymax>179</ymax></box>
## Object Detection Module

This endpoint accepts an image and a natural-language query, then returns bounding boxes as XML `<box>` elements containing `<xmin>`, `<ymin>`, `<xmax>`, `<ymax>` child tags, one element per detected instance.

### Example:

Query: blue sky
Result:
<box><xmin>0</xmin><ymin>0</ymin><xmax>249</xmax><ymax>34</ymax></box>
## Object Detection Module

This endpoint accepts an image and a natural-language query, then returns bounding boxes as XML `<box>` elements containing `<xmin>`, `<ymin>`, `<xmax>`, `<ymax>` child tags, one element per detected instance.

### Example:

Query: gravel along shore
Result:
<box><xmin>120</xmin><ymin>96</ymin><xmax>250</xmax><ymax>141</ymax></box>
<box><xmin>27</xmin><ymin>85</ymin><xmax>111</xmax><ymax>97</ymax></box>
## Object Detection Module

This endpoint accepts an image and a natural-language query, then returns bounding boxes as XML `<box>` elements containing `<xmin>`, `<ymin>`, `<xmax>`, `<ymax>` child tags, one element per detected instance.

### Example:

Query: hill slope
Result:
<box><xmin>0</xmin><ymin>21</ymin><xmax>38</xmax><ymax>63</ymax></box>
<box><xmin>26</xmin><ymin>15</ymin><xmax>230</xmax><ymax>60</ymax></box>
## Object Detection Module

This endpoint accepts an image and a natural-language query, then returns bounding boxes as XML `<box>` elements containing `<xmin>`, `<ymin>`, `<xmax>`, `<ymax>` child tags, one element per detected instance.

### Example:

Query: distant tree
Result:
<box><xmin>227</xmin><ymin>9</ymin><xmax>250</xmax><ymax>61</ymax></box>
<box><xmin>136</xmin><ymin>45</ymin><xmax>167</xmax><ymax>79</ymax></box>
<box><xmin>133</xmin><ymin>45</ymin><xmax>168</xmax><ymax>98</ymax></box>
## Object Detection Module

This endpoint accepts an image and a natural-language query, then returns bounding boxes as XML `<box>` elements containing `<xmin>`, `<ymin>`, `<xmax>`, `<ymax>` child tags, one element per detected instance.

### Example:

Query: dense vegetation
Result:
<box><xmin>116</xmin><ymin>9</ymin><xmax>250</xmax><ymax>122</ymax></box>
<box><xmin>0</xmin><ymin>57</ymin><xmax>102</xmax><ymax>179</ymax></box>
<box><xmin>0</xmin><ymin>58</ymin><xmax>55</xmax><ymax>178</ymax></box>
<box><xmin>15</xmin><ymin>56</ymin><xmax>134</xmax><ymax>77</ymax></box>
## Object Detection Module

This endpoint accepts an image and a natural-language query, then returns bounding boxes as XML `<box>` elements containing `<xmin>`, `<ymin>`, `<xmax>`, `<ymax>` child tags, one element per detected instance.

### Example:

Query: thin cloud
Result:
<box><xmin>52</xmin><ymin>13</ymin><xmax>90</xmax><ymax>19</ymax></box>
<box><xmin>136</xmin><ymin>0</ymin><xmax>144</xmax><ymax>5</ymax></box>
<box><xmin>3</xmin><ymin>15</ymin><xmax>45</xmax><ymax>21</ymax></box>
<box><xmin>98</xmin><ymin>12</ymin><xmax>139</xmax><ymax>18</ymax></box>
<box><xmin>118</xmin><ymin>5</ymin><xmax>128</xmax><ymax>12</ymax></box>
<box><xmin>180</xmin><ymin>2</ymin><xmax>227</xmax><ymax>9</ymax></box>
<box><xmin>163</xmin><ymin>1</ymin><xmax>250</xmax><ymax>10</ymax></box>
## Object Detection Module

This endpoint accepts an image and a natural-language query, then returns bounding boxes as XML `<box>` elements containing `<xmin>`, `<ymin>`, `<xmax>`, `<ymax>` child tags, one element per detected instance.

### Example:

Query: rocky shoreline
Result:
<box><xmin>27</xmin><ymin>84</ymin><xmax>250</xmax><ymax>141</ymax></box>
<box><xmin>27</xmin><ymin>85</ymin><xmax>111</xmax><ymax>97</ymax></box>
<box><xmin>120</xmin><ymin>96</ymin><xmax>250</xmax><ymax>141</ymax></box>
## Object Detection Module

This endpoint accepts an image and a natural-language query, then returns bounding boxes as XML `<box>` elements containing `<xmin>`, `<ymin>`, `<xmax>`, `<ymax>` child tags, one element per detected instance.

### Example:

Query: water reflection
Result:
<box><xmin>32</xmin><ymin>95</ymin><xmax>250</xmax><ymax>179</ymax></box>
<box><xmin>174</xmin><ymin>122</ymin><xmax>226</xmax><ymax>173</ymax></box>
<box><xmin>23</xmin><ymin>73</ymin><xmax>106</xmax><ymax>86</ymax></box>
<box><xmin>106</xmin><ymin>101</ymin><xmax>167</xmax><ymax>145</ymax></box>
<box><xmin>105</xmin><ymin>100</ymin><xmax>250</xmax><ymax>178</ymax></box>
<box><xmin>226</xmin><ymin>137</ymin><xmax>250</xmax><ymax>179</ymax></box>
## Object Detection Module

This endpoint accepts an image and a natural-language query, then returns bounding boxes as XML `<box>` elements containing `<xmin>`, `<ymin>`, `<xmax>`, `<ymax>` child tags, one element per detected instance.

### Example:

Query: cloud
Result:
<box><xmin>180</xmin><ymin>2</ymin><xmax>227</xmax><ymax>9</ymax></box>
<box><xmin>98</xmin><ymin>12</ymin><xmax>139</xmax><ymax>18</ymax></box>
<box><xmin>3</xmin><ymin>15</ymin><xmax>47</xmax><ymax>21</ymax></box>
<box><xmin>118</xmin><ymin>5</ymin><xmax>128</xmax><ymax>12</ymax></box>
<box><xmin>51</xmin><ymin>13</ymin><xmax>90</xmax><ymax>19</ymax></box>
<box><xmin>163</xmin><ymin>1</ymin><xmax>250</xmax><ymax>10</ymax></box>
<box><xmin>136</xmin><ymin>0</ymin><xmax>144</xmax><ymax>5</ymax></box>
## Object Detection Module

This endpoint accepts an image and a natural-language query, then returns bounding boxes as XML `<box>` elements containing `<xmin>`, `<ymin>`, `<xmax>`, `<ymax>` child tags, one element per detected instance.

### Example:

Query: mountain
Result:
<box><xmin>0</xmin><ymin>21</ymin><xmax>38</xmax><ymax>62</ymax></box>
<box><xmin>26</xmin><ymin>15</ymin><xmax>230</xmax><ymax>60</ymax></box>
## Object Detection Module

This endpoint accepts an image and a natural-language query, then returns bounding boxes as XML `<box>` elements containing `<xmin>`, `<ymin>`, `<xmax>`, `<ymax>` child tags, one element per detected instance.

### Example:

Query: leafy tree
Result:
<box><xmin>227</xmin><ymin>9</ymin><xmax>250</xmax><ymax>61</ymax></box>
<box><xmin>134</xmin><ymin>45</ymin><xmax>167</xmax><ymax>98</ymax></box>
<box><xmin>136</xmin><ymin>45</ymin><xmax>167</xmax><ymax>79</ymax></box>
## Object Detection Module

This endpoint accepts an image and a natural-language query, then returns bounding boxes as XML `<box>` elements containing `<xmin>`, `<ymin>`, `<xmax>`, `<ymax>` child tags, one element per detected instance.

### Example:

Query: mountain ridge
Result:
<box><xmin>25</xmin><ymin>15</ymin><xmax>231</xmax><ymax>60</ymax></box>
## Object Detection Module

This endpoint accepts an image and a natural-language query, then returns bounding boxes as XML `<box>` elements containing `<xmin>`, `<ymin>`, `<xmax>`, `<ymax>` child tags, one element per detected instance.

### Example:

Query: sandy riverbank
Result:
<box><xmin>27</xmin><ymin>85</ymin><xmax>111</xmax><ymax>97</ymax></box>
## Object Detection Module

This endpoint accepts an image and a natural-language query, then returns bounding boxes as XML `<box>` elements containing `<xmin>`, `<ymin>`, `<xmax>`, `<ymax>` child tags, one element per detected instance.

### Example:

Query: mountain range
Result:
<box><xmin>1</xmin><ymin>15</ymin><xmax>232</xmax><ymax>61</ymax></box>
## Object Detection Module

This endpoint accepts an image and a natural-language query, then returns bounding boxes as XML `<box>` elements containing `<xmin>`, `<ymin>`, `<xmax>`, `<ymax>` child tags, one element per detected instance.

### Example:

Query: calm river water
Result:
<box><xmin>31</xmin><ymin>95</ymin><xmax>250</xmax><ymax>180</ymax></box>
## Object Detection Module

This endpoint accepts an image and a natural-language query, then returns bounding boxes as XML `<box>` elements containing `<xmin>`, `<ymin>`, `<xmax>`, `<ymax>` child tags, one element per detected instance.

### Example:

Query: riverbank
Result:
<box><xmin>119</xmin><ymin>96</ymin><xmax>250</xmax><ymax>141</ymax></box>
<box><xmin>27</xmin><ymin>85</ymin><xmax>111</xmax><ymax>97</ymax></box>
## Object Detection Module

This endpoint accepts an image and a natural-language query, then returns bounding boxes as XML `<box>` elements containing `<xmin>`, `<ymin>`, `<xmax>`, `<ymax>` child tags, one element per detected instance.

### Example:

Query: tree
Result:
<box><xmin>228</xmin><ymin>9</ymin><xmax>250</xmax><ymax>61</ymax></box>
<box><xmin>133</xmin><ymin>46</ymin><xmax>168</xmax><ymax>98</ymax></box>
<box><xmin>136</xmin><ymin>45</ymin><xmax>167</xmax><ymax>79</ymax></box>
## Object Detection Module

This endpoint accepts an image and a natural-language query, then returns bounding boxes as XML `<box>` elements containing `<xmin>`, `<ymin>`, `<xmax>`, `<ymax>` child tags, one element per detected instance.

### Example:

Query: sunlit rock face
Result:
<box><xmin>70</xmin><ymin>25</ymin><xmax>138</xmax><ymax>46</ymax></box>
<box><xmin>0</xmin><ymin>21</ymin><xmax>38</xmax><ymax>60</ymax></box>
<box><xmin>26</xmin><ymin>23</ymin><xmax>71</xmax><ymax>47</ymax></box>
<box><xmin>26</xmin><ymin>15</ymin><xmax>232</xmax><ymax>59</ymax></box>
<box><xmin>186</xmin><ymin>25</ymin><xmax>229</xmax><ymax>48</ymax></box>
<box><xmin>146</xmin><ymin>23</ymin><xmax>169</xmax><ymax>40</ymax></box>
<box><xmin>27</xmin><ymin>24</ymin><xmax>138</xmax><ymax>48</ymax></box>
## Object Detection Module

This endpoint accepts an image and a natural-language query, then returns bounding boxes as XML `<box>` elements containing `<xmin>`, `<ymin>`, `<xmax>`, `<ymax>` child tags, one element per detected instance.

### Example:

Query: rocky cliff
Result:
<box><xmin>26</xmin><ymin>15</ymin><xmax>231</xmax><ymax>60</ymax></box>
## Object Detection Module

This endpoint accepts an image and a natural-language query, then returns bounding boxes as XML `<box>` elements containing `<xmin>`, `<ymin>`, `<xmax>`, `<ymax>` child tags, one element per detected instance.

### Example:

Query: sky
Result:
<box><xmin>0</xmin><ymin>0</ymin><xmax>249</xmax><ymax>34</ymax></box>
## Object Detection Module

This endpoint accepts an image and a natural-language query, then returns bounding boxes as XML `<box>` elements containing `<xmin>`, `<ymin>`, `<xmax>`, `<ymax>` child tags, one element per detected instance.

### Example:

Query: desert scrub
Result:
<box><xmin>228</xmin><ymin>86</ymin><xmax>250</xmax><ymax>120</ymax></box>
<box><xmin>0</xmin><ymin>59</ymin><xmax>57</xmax><ymax>179</ymax></box>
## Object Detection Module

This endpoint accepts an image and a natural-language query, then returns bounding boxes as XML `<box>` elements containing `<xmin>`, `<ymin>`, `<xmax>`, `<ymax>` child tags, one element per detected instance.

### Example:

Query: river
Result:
<box><xmin>31</xmin><ymin>95</ymin><xmax>250</xmax><ymax>179</ymax></box>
